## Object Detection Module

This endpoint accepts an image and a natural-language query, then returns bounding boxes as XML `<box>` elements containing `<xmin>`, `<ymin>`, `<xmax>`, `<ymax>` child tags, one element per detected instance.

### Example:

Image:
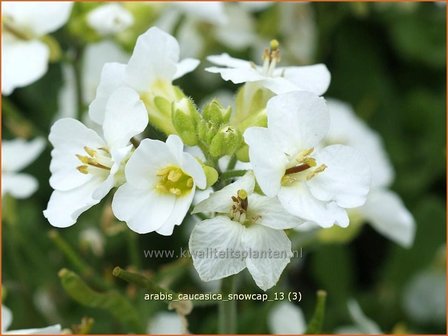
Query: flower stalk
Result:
<box><xmin>218</xmin><ymin>275</ymin><xmax>237</xmax><ymax>334</ymax></box>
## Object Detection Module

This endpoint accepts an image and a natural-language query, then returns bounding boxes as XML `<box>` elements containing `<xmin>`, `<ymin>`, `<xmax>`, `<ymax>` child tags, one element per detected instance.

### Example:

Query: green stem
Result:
<box><xmin>218</xmin><ymin>275</ymin><xmax>237</xmax><ymax>334</ymax></box>
<box><xmin>127</xmin><ymin>231</ymin><xmax>141</xmax><ymax>270</ymax></box>
<box><xmin>198</xmin><ymin>141</ymin><xmax>219</xmax><ymax>172</ymax></box>
<box><xmin>305</xmin><ymin>290</ymin><xmax>328</xmax><ymax>334</ymax></box>
<box><xmin>219</xmin><ymin>169</ymin><xmax>247</xmax><ymax>181</ymax></box>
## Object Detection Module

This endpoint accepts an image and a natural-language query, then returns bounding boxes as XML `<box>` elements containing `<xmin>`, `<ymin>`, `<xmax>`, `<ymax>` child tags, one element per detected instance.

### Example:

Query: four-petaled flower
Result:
<box><xmin>112</xmin><ymin>135</ymin><xmax>206</xmax><ymax>235</ymax></box>
<box><xmin>44</xmin><ymin>87</ymin><xmax>148</xmax><ymax>227</ymax></box>
<box><xmin>190</xmin><ymin>173</ymin><xmax>304</xmax><ymax>291</ymax></box>
<box><xmin>244</xmin><ymin>91</ymin><xmax>371</xmax><ymax>228</ymax></box>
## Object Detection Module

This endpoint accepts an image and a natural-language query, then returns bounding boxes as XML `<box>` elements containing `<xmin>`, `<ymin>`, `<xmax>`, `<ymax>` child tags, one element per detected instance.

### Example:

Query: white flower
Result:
<box><xmin>147</xmin><ymin>312</ymin><xmax>187</xmax><ymax>334</ymax></box>
<box><xmin>326</xmin><ymin>99</ymin><xmax>415</xmax><ymax>247</ymax></box>
<box><xmin>112</xmin><ymin>135</ymin><xmax>206</xmax><ymax>235</ymax></box>
<box><xmin>89</xmin><ymin>27</ymin><xmax>199</xmax><ymax>126</ymax></box>
<box><xmin>2</xmin><ymin>305</ymin><xmax>61</xmax><ymax>335</ymax></box>
<box><xmin>44</xmin><ymin>87</ymin><xmax>148</xmax><ymax>227</ymax></box>
<box><xmin>2</xmin><ymin>2</ymin><xmax>73</xmax><ymax>95</ymax></box>
<box><xmin>190</xmin><ymin>173</ymin><xmax>303</xmax><ymax>291</ymax></box>
<box><xmin>336</xmin><ymin>300</ymin><xmax>382</xmax><ymax>334</ymax></box>
<box><xmin>268</xmin><ymin>302</ymin><xmax>306</xmax><ymax>334</ymax></box>
<box><xmin>2</xmin><ymin>137</ymin><xmax>45</xmax><ymax>198</ymax></box>
<box><xmin>79</xmin><ymin>227</ymin><xmax>105</xmax><ymax>257</ymax></box>
<box><xmin>206</xmin><ymin>45</ymin><xmax>330</xmax><ymax>95</ymax></box>
<box><xmin>87</xmin><ymin>4</ymin><xmax>134</xmax><ymax>36</ymax></box>
<box><xmin>244</xmin><ymin>92</ymin><xmax>371</xmax><ymax>228</ymax></box>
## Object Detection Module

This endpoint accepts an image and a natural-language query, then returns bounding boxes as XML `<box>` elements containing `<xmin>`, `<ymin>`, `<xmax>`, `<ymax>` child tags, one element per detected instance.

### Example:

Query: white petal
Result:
<box><xmin>88</xmin><ymin>62</ymin><xmax>127</xmax><ymax>124</ymax></box>
<box><xmin>266</xmin><ymin>91</ymin><xmax>329</xmax><ymax>155</ymax></box>
<box><xmin>2</xmin><ymin>137</ymin><xmax>45</xmax><ymax>172</ymax></box>
<box><xmin>242</xmin><ymin>225</ymin><xmax>292</xmax><ymax>291</ymax></box>
<box><xmin>148</xmin><ymin>312</ymin><xmax>185</xmax><ymax>335</ymax></box>
<box><xmin>124</xmin><ymin>139</ymin><xmax>176</xmax><ymax>189</ymax></box>
<box><xmin>278</xmin><ymin>183</ymin><xmax>348</xmax><ymax>228</ymax></box>
<box><xmin>268</xmin><ymin>302</ymin><xmax>306</xmax><ymax>334</ymax></box>
<box><xmin>193</xmin><ymin>173</ymin><xmax>255</xmax><ymax>214</ymax></box>
<box><xmin>205</xmin><ymin>66</ymin><xmax>263</xmax><ymax>84</ymax></box>
<box><xmin>2</xmin><ymin>173</ymin><xmax>38</xmax><ymax>199</ymax></box>
<box><xmin>82</xmin><ymin>41</ymin><xmax>129</xmax><ymax>104</ymax></box>
<box><xmin>2</xmin><ymin>39</ymin><xmax>49</xmax><ymax>95</ymax></box>
<box><xmin>207</xmin><ymin>53</ymin><xmax>252</xmax><ymax>69</ymax></box>
<box><xmin>4</xmin><ymin>324</ymin><xmax>61</xmax><ymax>335</ymax></box>
<box><xmin>215</xmin><ymin>5</ymin><xmax>256</xmax><ymax>50</ymax></box>
<box><xmin>125</xmin><ymin>27</ymin><xmax>179</xmax><ymax>92</ymax></box>
<box><xmin>177</xmin><ymin>19</ymin><xmax>204</xmax><ymax>58</ymax></box>
<box><xmin>174</xmin><ymin>58</ymin><xmax>200</xmax><ymax>80</ymax></box>
<box><xmin>258</xmin><ymin>77</ymin><xmax>304</xmax><ymax>95</ymax></box>
<box><xmin>44</xmin><ymin>177</ymin><xmax>106</xmax><ymax>228</ymax></box>
<box><xmin>48</xmin><ymin>119</ymin><xmax>105</xmax><ymax>191</ymax></box>
<box><xmin>2</xmin><ymin>305</ymin><xmax>12</xmax><ymax>332</ymax></box>
<box><xmin>360</xmin><ymin>189</ymin><xmax>415</xmax><ymax>248</ymax></box>
<box><xmin>3</xmin><ymin>2</ymin><xmax>72</xmax><ymax>36</ymax></box>
<box><xmin>280</xmin><ymin>64</ymin><xmax>331</xmax><ymax>96</ymax></box>
<box><xmin>244</xmin><ymin>127</ymin><xmax>288</xmax><ymax>197</ymax></box>
<box><xmin>308</xmin><ymin>145</ymin><xmax>371</xmax><ymax>208</ymax></box>
<box><xmin>181</xmin><ymin>153</ymin><xmax>207</xmax><ymax>190</ymax></box>
<box><xmin>346</xmin><ymin>300</ymin><xmax>383</xmax><ymax>334</ymax></box>
<box><xmin>175</xmin><ymin>2</ymin><xmax>227</xmax><ymax>25</ymax></box>
<box><xmin>189</xmin><ymin>216</ymin><xmax>246</xmax><ymax>281</ymax></box>
<box><xmin>156</xmin><ymin>191</ymin><xmax>194</xmax><ymax>236</ymax></box>
<box><xmin>103</xmin><ymin>87</ymin><xmax>148</xmax><ymax>148</ymax></box>
<box><xmin>249</xmin><ymin>194</ymin><xmax>305</xmax><ymax>230</ymax></box>
<box><xmin>326</xmin><ymin>99</ymin><xmax>394</xmax><ymax>188</ymax></box>
<box><xmin>86</xmin><ymin>4</ymin><xmax>133</xmax><ymax>36</ymax></box>
<box><xmin>112</xmin><ymin>185</ymin><xmax>175</xmax><ymax>234</ymax></box>
<box><xmin>166</xmin><ymin>134</ymin><xmax>185</xmax><ymax>164</ymax></box>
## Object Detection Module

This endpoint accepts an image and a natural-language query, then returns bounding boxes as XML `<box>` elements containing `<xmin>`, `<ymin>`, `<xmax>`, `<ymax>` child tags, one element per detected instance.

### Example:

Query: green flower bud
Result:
<box><xmin>172</xmin><ymin>98</ymin><xmax>200</xmax><ymax>146</ymax></box>
<box><xmin>203</xmin><ymin>99</ymin><xmax>231</xmax><ymax>125</ymax></box>
<box><xmin>209</xmin><ymin>126</ymin><xmax>243</xmax><ymax>158</ymax></box>
<box><xmin>236</xmin><ymin>144</ymin><xmax>249</xmax><ymax>162</ymax></box>
<box><xmin>202</xmin><ymin>165</ymin><xmax>219</xmax><ymax>188</ymax></box>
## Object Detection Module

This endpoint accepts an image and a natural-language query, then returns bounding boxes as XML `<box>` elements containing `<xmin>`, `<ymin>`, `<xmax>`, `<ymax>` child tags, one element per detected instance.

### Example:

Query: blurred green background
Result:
<box><xmin>2</xmin><ymin>2</ymin><xmax>446</xmax><ymax>334</ymax></box>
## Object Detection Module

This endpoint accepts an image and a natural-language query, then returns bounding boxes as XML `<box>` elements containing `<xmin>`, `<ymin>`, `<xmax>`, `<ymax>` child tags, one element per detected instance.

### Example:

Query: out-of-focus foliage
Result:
<box><xmin>2</xmin><ymin>2</ymin><xmax>445</xmax><ymax>334</ymax></box>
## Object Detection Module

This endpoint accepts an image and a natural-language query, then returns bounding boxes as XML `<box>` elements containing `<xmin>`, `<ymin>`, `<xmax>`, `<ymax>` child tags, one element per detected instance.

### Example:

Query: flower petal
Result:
<box><xmin>4</xmin><ymin>324</ymin><xmax>61</xmax><ymax>335</ymax></box>
<box><xmin>147</xmin><ymin>312</ymin><xmax>185</xmax><ymax>335</ymax></box>
<box><xmin>249</xmin><ymin>194</ymin><xmax>305</xmax><ymax>230</ymax></box>
<box><xmin>205</xmin><ymin>66</ymin><xmax>263</xmax><ymax>84</ymax></box>
<box><xmin>48</xmin><ymin>119</ymin><xmax>105</xmax><ymax>191</ymax></box>
<box><xmin>125</xmin><ymin>27</ymin><xmax>180</xmax><ymax>92</ymax></box>
<box><xmin>2</xmin><ymin>39</ymin><xmax>49</xmax><ymax>95</ymax></box>
<box><xmin>2</xmin><ymin>173</ymin><xmax>38</xmax><ymax>199</ymax></box>
<box><xmin>266</xmin><ymin>91</ymin><xmax>329</xmax><ymax>155</ymax></box>
<box><xmin>3</xmin><ymin>2</ymin><xmax>72</xmax><ymax>36</ymax></box>
<box><xmin>258</xmin><ymin>77</ymin><xmax>304</xmax><ymax>95</ymax></box>
<box><xmin>189</xmin><ymin>216</ymin><xmax>246</xmax><ymax>281</ymax></box>
<box><xmin>244</xmin><ymin>127</ymin><xmax>288</xmax><ymax>197</ymax></box>
<box><xmin>156</xmin><ymin>191</ymin><xmax>195</xmax><ymax>236</ymax></box>
<box><xmin>308</xmin><ymin>144</ymin><xmax>371</xmax><ymax>208</ymax></box>
<box><xmin>88</xmin><ymin>62</ymin><xmax>127</xmax><ymax>124</ymax></box>
<box><xmin>86</xmin><ymin>4</ymin><xmax>133</xmax><ymax>36</ymax></box>
<box><xmin>193</xmin><ymin>172</ymin><xmax>255</xmax><ymax>214</ymax></box>
<box><xmin>103</xmin><ymin>87</ymin><xmax>148</xmax><ymax>148</ymax></box>
<box><xmin>268</xmin><ymin>302</ymin><xmax>306</xmax><ymax>334</ymax></box>
<box><xmin>279</xmin><ymin>64</ymin><xmax>331</xmax><ymax>96</ymax></box>
<box><xmin>182</xmin><ymin>153</ymin><xmax>207</xmax><ymax>190</ymax></box>
<box><xmin>43</xmin><ymin>177</ymin><xmax>105</xmax><ymax>228</ymax></box>
<box><xmin>2</xmin><ymin>305</ymin><xmax>12</xmax><ymax>332</ymax></box>
<box><xmin>174</xmin><ymin>58</ymin><xmax>200</xmax><ymax>80</ymax></box>
<box><xmin>112</xmin><ymin>185</ymin><xmax>175</xmax><ymax>234</ymax></box>
<box><xmin>2</xmin><ymin>137</ymin><xmax>45</xmax><ymax>172</ymax></box>
<box><xmin>278</xmin><ymin>183</ymin><xmax>348</xmax><ymax>228</ymax></box>
<box><xmin>360</xmin><ymin>189</ymin><xmax>415</xmax><ymax>248</ymax></box>
<box><xmin>242</xmin><ymin>225</ymin><xmax>293</xmax><ymax>291</ymax></box>
<box><xmin>207</xmin><ymin>53</ymin><xmax>253</xmax><ymax>68</ymax></box>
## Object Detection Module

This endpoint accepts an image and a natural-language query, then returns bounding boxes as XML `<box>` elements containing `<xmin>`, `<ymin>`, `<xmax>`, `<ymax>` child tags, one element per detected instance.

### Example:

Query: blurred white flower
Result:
<box><xmin>89</xmin><ymin>27</ymin><xmax>199</xmax><ymax>125</ymax></box>
<box><xmin>336</xmin><ymin>300</ymin><xmax>382</xmax><ymax>334</ymax></box>
<box><xmin>87</xmin><ymin>3</ymin><xmax>134</xmax><ymax>36</ymax></box>
<box><xmin>2</xmin><ymin>305</ymin><xmax>61</xmax><ymax>334</ymax></box>
<box><xmin>79</xmin><ymin>227</ymin><xmax>105</xmax><ymax>257</ymax></box>
<box><xmin>403</xmin><ymin>270</ymin><xmax>446</xmax><ymax>324</ymax></box>
<box><xmin>190</xmin><ymin>173</ymin><xmax>303</xmax><ymax>291</ymax></box>
<box><xmin>2</xmin><ymin>137</ymin><xmax>45</xmax><ymax>198</ymax></box>
<box><xmin>112</xmin><ymin>135</ymin><xmax>206</xmax><ymax>235</ymax></box>
<box><xmin>206</xmin><ymin>44</ymin><xmax>330</xmax><ymax>95</ymax></box>
<box><xmin>244</xmin><ymin>92</ymin><xmax>370</xmax><ymax>228</ymax></box>
<box><xmin>2</xmin><ymin>1</ymin><xmax>73</xmax><ymax>95</ymax></box>
<box><xmin>44</xmin><ymin>87</ymin><xmax>148</xmax><ymax>227</ymax></box>
<box><xmin>326</xmin><ymin>99</ymin><xmax>415</xmax><ymax>247</ymax></box>
<box><xmin>268</xmin><ymin>302</ymin><xmax>306</xmax><ymax>334</ymax></box>
<box><xmin>147</xmin><ymin>312</ymin><xmax>187</xmax><ymax>334</ymax></box>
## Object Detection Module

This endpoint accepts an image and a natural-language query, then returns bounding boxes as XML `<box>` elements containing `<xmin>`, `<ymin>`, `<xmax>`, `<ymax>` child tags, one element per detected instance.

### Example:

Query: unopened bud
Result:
<box><xmin>209</xmin><ymin>126</ymin><xmax>243</xmax><ymax>158</ymax></box>
<box><xmin>203</xmin><ymin>99</ymin><xmax>231</xmax><ymax>125</ymax></box>
<box><xmin>172</xmin><ymin>98</ymin><xmax>200</xmax><ymax>146</ymax></box>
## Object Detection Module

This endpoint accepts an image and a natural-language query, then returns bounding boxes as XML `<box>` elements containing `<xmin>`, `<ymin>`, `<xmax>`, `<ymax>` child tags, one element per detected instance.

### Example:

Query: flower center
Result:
<box><xmin>260</xmin><ymin>39</ymin><xmax>281</xmax><ymax>77</ymax></box>
<box><xmin>76</xmin><ymin>146</ymin><xmax>113</xmax><ymax>176</ymax></box>
<box><xmin>229</xmin><ymin>189</ymin><xmax>260</xmax><ymax>226</ymax></box>
<box><xmin>281</xmin><ymin>148</ymin><xmax>327</xmax><ymax>186</ymax></box>
<box><xmin>155</xmin><ymin>166</ymin><xmax>193</xmax><ymax>196</ymax></box>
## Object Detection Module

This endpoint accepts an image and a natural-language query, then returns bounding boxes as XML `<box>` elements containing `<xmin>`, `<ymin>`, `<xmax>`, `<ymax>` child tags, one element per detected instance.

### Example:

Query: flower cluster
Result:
<box><xmin>41</xmin><ymin>26</ymin><xmax>378</xmax><ymax>291</ymax></box>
